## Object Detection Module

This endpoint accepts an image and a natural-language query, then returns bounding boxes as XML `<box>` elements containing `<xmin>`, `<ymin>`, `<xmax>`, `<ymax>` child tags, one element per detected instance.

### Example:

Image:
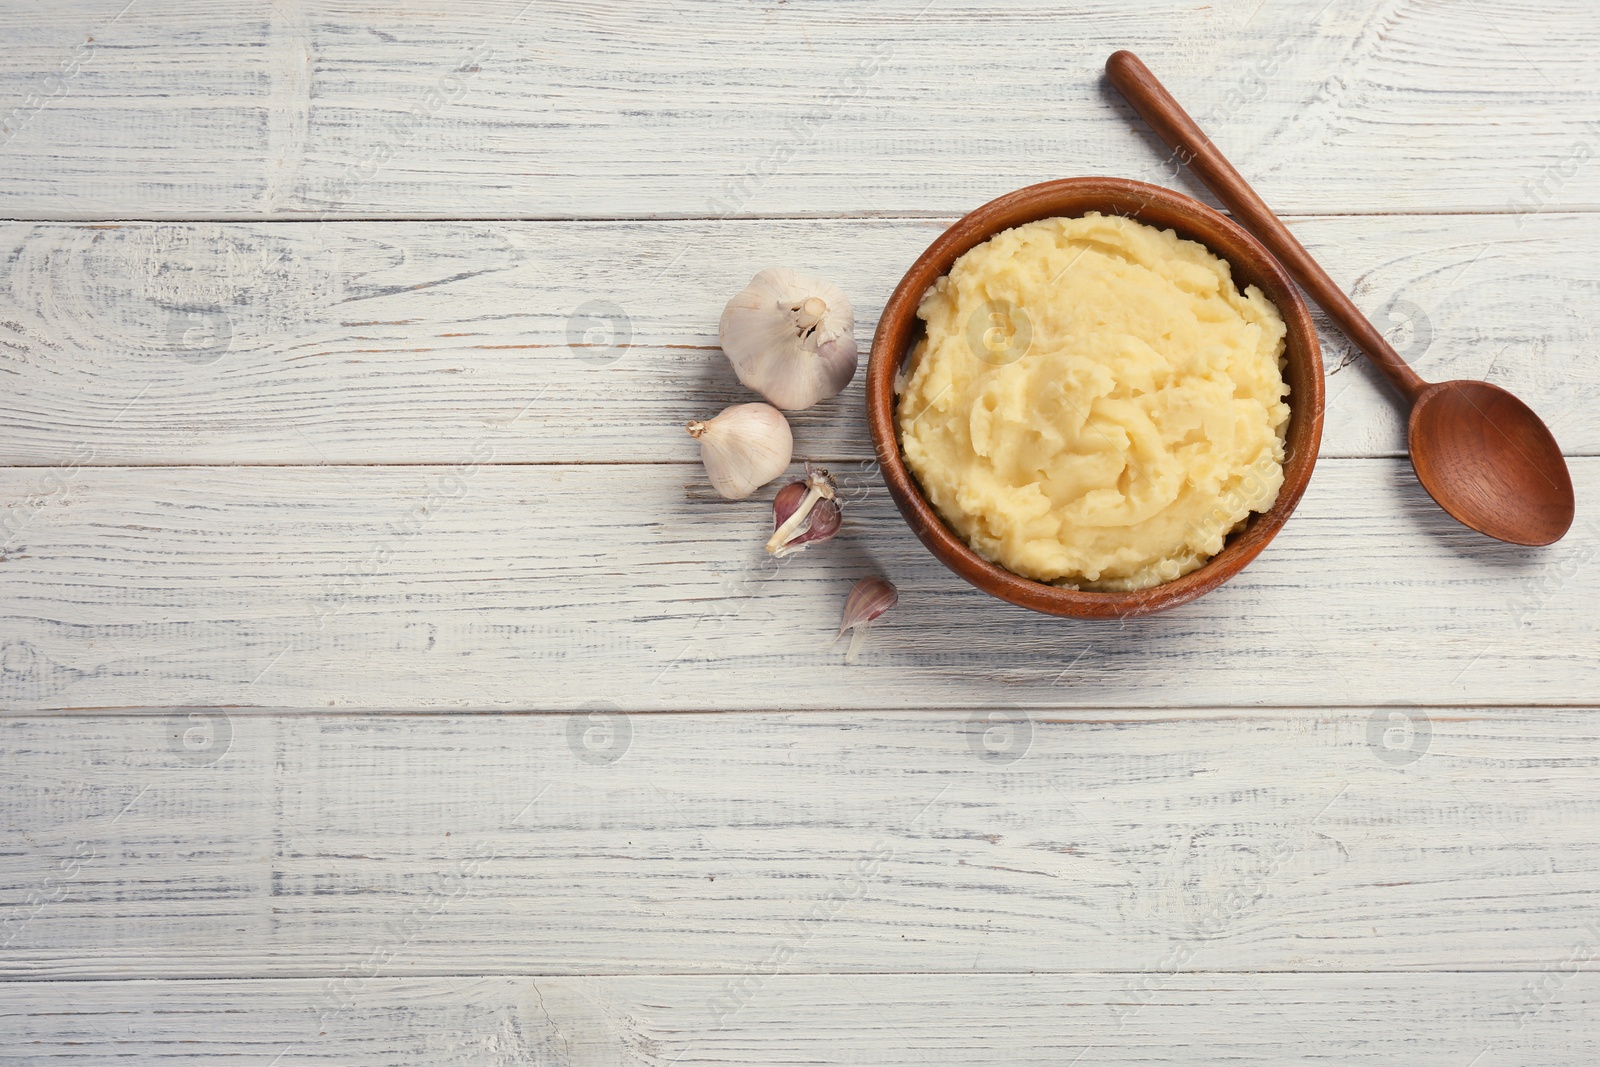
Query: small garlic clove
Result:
<box><xmin>838</xmin><ymin>575</ymin><xmax>898</xmax><ymax>637</ymax></box>
<box><xmin>785</xmin><ymin>498</ymin><xmax>841</xmax><ymax>552</ymax></box>
<box><xmin>771</xmin><ymin>479</ymin><xmax>809</xmax><ymax>526</ymax></box>
<box><xmin>837</xmin><ymin>575</ymin><xmax>898</xmax><ymax>664</ymax></box>
<box><xmin>719</xmin><ymin>267</ymin><xmax>858</xmax><ymax>411</ymax></box>
<box><xmin>765</xmin><ymin>467</ymin><xmax>840</xmax><ymax>556</ymax></box>
<box><xmin>687</xmin><ymin>402</ymin><xmax>793</xmax><ymax>500</ymax></box>
<box><xmin>768</xmin><ymin>496</ymin><xmax>841</xmax><ymax>558</ymax></box>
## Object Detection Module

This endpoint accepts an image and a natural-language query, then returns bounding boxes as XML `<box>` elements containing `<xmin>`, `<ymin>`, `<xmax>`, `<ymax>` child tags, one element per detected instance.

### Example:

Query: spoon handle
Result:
<box><xmin>1105</xmin><ymin>50</ymin><xmax>1428</xmax><ymax>402</ymax></box>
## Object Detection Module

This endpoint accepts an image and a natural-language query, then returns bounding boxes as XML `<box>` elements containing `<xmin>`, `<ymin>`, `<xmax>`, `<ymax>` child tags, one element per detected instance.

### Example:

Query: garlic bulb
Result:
<box><xmin>687</xmin><ymin>403</ymin><xmax>793</xmax><ymax>500</ymax></box>
<box><xmin>766</xmin><ymin>467</ymin><xmax>841</xmax><ymax>557</ymax></box>
<box><xmin>719</xmin><ymin>267</ymin><xmax>858</xmax><ymax>411</ymax></box>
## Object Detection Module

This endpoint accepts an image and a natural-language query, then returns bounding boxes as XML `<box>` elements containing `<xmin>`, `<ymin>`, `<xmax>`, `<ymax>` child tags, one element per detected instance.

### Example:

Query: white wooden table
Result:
<box><xmin>2</xmin><ymin>1</ymin><xmax>1598</xmax><ymax>1062</ymax></box>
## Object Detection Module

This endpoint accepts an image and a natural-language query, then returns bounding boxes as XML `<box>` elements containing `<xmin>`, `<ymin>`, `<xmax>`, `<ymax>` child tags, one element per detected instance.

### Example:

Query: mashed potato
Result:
<box><xmin>896</xmin><ymin>212</ymin><xmax>1290</xmax><ymax>591</ymax></box>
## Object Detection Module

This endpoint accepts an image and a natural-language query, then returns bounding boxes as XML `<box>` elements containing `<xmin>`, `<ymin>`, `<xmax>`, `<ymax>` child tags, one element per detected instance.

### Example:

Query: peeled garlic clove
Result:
<box><xmin>837</xmin><ymin>575</ymin><xmax>898</xmax><ymax>664</ymax></box>
<box><xmin>719</xmin><ymin>267</ymin><xmax>858</xmax><ymax>411</ymax></box>
<box><xmin>687</xmin><ymin>402</ymin><xmax>793</xmax><ymax>500</ymax></box>
<box><xmin>765</xmin><ymin>467</ymin><xmax>840</xmax><ymax>556</ymax></box>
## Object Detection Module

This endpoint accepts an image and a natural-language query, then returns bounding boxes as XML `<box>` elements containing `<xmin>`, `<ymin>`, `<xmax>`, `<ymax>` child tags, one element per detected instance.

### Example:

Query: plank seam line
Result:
<box><xmin>0</xmin><ymin>968</ymin><xmax>1585</xmax><ymax>985</ymax></box>
<box><xmin>0</xmin><ymin>455</ymin><xmax>1594</xmax><ymax>470</ymax></box>
<box><xmin>8</xmin><ymin>704</ymin><xmax>1598</xmax><ymax>717</ymax></box>
<box><xmin>1</xmin><ymin>208</ymin><xmax>1598</xmax><ymax>225</ymax></box>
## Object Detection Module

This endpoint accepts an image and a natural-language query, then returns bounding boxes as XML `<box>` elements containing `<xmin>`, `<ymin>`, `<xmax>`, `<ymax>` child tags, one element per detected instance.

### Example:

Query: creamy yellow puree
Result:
<box><xmin>897</xmin><ymin>213</ymin><xmax>1290</xmax><ymax>591</ymax></box>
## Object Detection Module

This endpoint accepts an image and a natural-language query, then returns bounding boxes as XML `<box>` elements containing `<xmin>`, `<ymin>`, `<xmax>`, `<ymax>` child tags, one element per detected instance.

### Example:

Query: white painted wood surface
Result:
<box><xmin>3</xmin><ymin>0</ymin><xmax>1598</xmax><ymax>1061</ymax></box>
<box><xmin>1</xmin><ymin>461</ymin><xmax>1596</xmax><ymax>711</ymax></box>
<box><xmin>4</xmin><ymin>973</ymin><xmax>1598</xmax><ymax>1065</ymax></box>
<box><xmin>4</xmin><ymin>711</ymin><xmax>1600</xmax><ymax>980</ymax></box>
<box><xmin>0</xmin><ymin>0</ymin><xmax>1598</xmax><ymax>219</ymax></box>
<box><xmin>2</xmin><ymin>213</ymin><xmax>1597</xmax><ymax>466</ymax></box>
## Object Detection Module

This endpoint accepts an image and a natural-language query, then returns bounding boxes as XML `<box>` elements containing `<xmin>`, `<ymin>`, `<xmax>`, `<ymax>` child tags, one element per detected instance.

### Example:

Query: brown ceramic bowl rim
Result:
<box><xmin>866</xmin><ymin>177</ymin><xmax>1325</xmax><ymax>618</ymax></box>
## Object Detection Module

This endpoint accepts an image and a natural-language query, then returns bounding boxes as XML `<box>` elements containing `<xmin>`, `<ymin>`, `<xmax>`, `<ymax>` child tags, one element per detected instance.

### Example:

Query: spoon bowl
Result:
<box><xmin>1410</xmin><ymin>380</ymin><xmax>1574</xmax><ymax>546</ymax></box>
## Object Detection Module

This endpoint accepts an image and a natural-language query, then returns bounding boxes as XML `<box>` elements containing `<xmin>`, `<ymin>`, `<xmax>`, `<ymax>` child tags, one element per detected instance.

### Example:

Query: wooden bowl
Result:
<box><xmin>866</xmin><ymin>177</ymin><xmax>1325</xmax><ymax>618</ymax></box>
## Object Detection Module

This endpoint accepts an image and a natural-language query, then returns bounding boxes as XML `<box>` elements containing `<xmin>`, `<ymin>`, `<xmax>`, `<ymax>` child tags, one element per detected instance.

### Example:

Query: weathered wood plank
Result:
<box><xmin>0</xmin><ymin>213</ymin><xmax>1595</xmax><ymax>465</ymax></box>
<box><xmin>1</xmin><ymin>971</ymin><xmax>1594</xmax><ymax>1065</ymax></box>
<box><xmin>2</xmin><ymin>710</ymin><xmax>1599</xmax><ymax>980</ymax></box>
<box><xmin>1</xmin><ymin>460</ymin><xmax>1596</xmax><ymax>712</ymax></box>
<box><xmin>1</xmin><ymin>0</ymin><xmax>1597</xmax><ymax>219</ymax></box>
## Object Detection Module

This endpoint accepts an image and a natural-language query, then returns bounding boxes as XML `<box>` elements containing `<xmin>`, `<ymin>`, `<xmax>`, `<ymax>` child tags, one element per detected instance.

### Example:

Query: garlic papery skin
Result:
<box><xmin>687</xmin><ymin>403</ymin><xmax>793</xmax><ymax>500</ymax></box>
<box><xmin>837</xmin><ymin>575</ymin><xmax>898</xmax><ymax>664</ymax></box>
<box><xmin>719</xmin><ymin>267</ymin><xmax>858</xmax><ymax>411</ymax></box>
<box><xmin>765</xmin><ymin>467</ymin><xmax>839</xmax><ymax>556</ymax></box>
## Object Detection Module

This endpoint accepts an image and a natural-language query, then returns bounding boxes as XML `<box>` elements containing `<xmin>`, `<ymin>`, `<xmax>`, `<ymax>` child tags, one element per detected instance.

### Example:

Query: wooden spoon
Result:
<box><xmin>1106</xmin><ymin>50</ymin><xmax>1575</xmax><ymax>547</ymax></box>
